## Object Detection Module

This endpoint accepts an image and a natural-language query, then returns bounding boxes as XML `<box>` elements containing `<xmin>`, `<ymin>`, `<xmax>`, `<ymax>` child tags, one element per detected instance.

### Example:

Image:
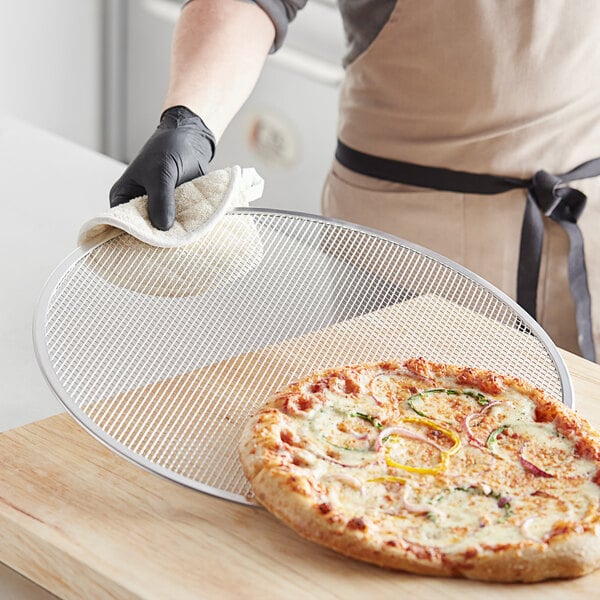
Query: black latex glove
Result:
<box><xmin>110</xmin><ymin>105</ymin><xmax>216</xmax><ymax>230</ymax></box>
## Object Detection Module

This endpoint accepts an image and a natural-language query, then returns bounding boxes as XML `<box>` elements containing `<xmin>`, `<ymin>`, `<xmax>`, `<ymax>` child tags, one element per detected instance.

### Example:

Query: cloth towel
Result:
<box><xmin>79</xmin><ymin>166</ymin><xmax>264</xmax><ymax>247</ymax></box>
<box><xmin>78</xmin><ymin>166</ymin><xmax>265</xmax><ymax>298</ymax></box>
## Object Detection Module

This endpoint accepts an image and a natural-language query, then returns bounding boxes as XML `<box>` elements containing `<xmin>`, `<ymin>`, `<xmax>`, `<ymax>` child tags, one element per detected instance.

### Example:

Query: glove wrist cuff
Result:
<box><xmin>160</xmin><ymin>105</ymin><xmax>199</xmax><ymax>121</ymax></box>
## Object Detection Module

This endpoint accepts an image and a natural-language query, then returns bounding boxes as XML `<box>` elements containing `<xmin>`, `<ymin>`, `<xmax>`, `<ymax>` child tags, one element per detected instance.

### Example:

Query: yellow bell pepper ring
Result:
<box><xmin>399</xmin><ymin>415</ymin><xmax>462</xmax><ymax>456</ymax></box>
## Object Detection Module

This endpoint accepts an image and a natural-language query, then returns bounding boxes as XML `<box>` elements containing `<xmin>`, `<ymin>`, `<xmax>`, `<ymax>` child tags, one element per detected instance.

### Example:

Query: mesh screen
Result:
<box><xmin>40</xmin><ymin>210</ymin><xmax>570</xmax><ymax>504</ymax></box>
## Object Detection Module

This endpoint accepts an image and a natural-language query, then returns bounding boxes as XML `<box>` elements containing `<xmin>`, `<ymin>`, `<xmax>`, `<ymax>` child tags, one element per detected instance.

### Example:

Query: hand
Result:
<box><xmin>109</xmin><ymin>105</ymin><xmax>216</xmax><ymax>230</ymax></box>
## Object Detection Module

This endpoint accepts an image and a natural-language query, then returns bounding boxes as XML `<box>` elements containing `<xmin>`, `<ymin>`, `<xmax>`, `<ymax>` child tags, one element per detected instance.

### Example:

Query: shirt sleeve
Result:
<box><xmin>251</xmin><ymin>0</ymin><xmax>308</xmax><ymax>51</ymax></box>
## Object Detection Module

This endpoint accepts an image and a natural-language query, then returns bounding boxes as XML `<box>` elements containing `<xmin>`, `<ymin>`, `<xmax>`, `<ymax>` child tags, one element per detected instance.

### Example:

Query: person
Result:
<box><xmin>110</xmin><ymin>0</ymin><xmax>600</xmax><ymax>361</ymax></box>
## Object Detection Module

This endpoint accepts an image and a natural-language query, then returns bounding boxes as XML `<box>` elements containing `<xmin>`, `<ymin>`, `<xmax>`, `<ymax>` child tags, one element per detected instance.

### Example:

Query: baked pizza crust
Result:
<box><xmin>238</xmin><ymin>359</ymin><xmax>600</xmax><ymax>582</ymax></box>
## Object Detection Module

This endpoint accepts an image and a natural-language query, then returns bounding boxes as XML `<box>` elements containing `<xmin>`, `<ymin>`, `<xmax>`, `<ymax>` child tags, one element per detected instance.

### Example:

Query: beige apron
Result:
<box><xmin>322</xmin><ymin>0</ymin><xmax>600</xmax><ymax>358</ymax></box>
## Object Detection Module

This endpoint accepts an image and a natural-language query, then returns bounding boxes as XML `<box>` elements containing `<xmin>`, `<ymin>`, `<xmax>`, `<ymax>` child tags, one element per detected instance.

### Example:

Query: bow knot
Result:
<box><xmin>530</xmin><ymin>169</ymin><xmax>587</xmax><ymax>223</ymax></box>
<box><xmin>521</xmin><ymin>167</ymin><xmax>595</xmax><ymax>361</ymax></box>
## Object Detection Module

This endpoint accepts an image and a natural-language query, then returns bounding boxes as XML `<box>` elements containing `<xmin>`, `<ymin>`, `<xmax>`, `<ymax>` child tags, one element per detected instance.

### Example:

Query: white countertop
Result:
<box><xmin>0</xmin><ymin>115</ymin><xmax>124</xmax><ymax>432</ymax></box>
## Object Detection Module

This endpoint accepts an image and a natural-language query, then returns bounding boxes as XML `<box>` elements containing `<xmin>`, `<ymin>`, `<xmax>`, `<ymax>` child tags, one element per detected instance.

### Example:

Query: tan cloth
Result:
<box><xmin>323</xmin><ymin>0</ymin><xmax>600</xmax><ymax>357</ymax></box>
<box><xmin>79</xmin><ymin>166</ymin><xmax>264</xmax><ymax>247</ymax></box>
<box><xmin>79</xmin><ymin>167</ymin><xmax>265</xmax><ymax>298</ymax></box>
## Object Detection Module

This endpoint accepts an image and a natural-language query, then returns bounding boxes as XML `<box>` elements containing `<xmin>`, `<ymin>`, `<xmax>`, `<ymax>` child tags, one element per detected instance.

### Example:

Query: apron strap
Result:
<box><xmin>335</xmin><ymin>140</ymin><xmax>599</xmax><ymax>361</ymax></box>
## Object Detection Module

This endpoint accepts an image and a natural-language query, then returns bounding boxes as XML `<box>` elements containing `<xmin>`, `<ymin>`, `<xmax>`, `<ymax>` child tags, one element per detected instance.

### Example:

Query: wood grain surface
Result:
<box><xmin>0</xmin><ymin>349</ymin><xmax>599</xmax><ymax>599</ymax></box>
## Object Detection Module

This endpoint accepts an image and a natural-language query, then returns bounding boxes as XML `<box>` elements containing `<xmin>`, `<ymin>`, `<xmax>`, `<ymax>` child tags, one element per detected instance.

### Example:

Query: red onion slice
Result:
<box><xmin>497</xmin><ymin>495</ymin><xmax>512</xmax><ymax>508</ymax></box>
<box><xmin>463</xmin><ymin>412</ymin><xmax>487</xmax><ymax>449</ymax></box>
<box><xmin>308</xmin><ymin>445</ymin><xmax>378</xmax><ymax>469</ymax></box>
<box><xmin>369</xmin><ymin>371</ymin><xmax>409</xmax><ymax>406</ymax></box>
<box><xmin>349</xmin><ymin>429</ymin><xmax>370</xmax><ymax>440</ymax></box>
<box><xmin>462</xmin><ymin>400</ymin><xmax>503</xmax><ymax>448</ymax></box>
<box><xmin>320</xmin><ymin>473</ymin><xmax>364</xmax><ymax>493</ymax></box>
<box><xmin>375</xmin><ymin>426</ymin><xmax>446</xmax><ymax>453</ymax></box>
<box><xmin>520</xmin><ymin>454</ymin><xmax>554</xmax><ymax>478</ymax></box>
<box><xmin>400</xmin><ymin>485</ymin><xmax>443</xmax><ymax>518</ymax></box>
<box><xmin>520</xmin><ymin>517</ymin><xmax>543</xmax><ymax>542</ymax></box>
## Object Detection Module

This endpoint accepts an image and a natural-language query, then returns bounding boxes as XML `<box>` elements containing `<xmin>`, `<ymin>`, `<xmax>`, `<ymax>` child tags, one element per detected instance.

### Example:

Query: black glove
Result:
<box><xmin>110</xmin><ymin>105</ymin><xmax>216</xmax><ymax>230</ymax></box>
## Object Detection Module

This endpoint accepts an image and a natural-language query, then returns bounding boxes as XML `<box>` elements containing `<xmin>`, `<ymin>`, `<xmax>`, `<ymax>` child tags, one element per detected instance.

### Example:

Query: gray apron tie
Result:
<box><xmin>336</xmin><ymin>140</ymin><xmax>599</xmax><ymax>361</ymax></box>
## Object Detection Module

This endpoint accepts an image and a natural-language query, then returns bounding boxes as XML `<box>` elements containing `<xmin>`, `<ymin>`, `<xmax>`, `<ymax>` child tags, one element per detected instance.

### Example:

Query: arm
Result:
<box><xmin>110</xmin><ymin>0</ymin><xmax>295</xmax><ymax>230</ymax></box>
<box><xmin>164</xmin><ymin>0</ymin><xmax>276</xmax><ymax>141</ymax></box>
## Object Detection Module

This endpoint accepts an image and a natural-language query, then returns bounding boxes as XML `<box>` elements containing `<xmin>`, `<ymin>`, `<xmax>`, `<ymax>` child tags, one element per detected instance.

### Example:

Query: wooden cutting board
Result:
<box><xmin>2</xmin><ymin>339</ymin><xmax>600</xmax><ymax>596</ymax></box>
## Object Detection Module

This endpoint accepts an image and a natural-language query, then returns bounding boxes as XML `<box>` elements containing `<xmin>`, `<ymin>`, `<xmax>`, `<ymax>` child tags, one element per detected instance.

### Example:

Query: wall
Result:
<box><xmin>0</xmin><ymin>0</ymin><xmax>103</xmax><ymax>151</ymax></box>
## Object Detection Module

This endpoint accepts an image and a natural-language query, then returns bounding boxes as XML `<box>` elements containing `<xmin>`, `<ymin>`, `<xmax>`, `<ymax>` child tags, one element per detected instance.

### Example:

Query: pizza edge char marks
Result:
<box><xmin>238</xmin><ymin>358</ymin><xmax>600</xmax><ymax>582</ymax></box>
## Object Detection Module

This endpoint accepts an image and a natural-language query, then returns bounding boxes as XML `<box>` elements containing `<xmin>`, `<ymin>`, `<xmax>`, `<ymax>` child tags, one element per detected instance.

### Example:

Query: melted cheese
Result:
<box><xmin>280</xmin><ymin>366</ymin><xmax>600</xmax><ymax>555</ymax></box>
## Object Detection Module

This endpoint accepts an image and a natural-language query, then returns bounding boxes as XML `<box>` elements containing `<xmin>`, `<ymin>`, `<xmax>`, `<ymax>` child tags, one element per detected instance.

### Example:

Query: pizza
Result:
<box><xmin>238</xmin><ymin>358</ymin><xmax>600</xmax><ymax>581</ymax></box>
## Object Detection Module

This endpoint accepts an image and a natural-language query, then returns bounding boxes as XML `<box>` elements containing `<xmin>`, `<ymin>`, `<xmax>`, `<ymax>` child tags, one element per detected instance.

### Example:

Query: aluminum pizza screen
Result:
<box><xmin>35</xmin><ymin>209</ymin><xmax>572</xmax><ymax>505</ymax></box>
